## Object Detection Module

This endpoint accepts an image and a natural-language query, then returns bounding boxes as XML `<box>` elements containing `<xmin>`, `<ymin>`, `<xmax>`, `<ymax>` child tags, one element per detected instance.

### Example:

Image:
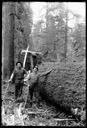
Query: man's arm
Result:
<box><xmin>39</xmin><ymin>69</ymin><xmax>53</xmax><ymax>77</ymax></box>
<box><xmin>24</xmin><ymin>72</ymin><xmax>31</xmax><ymax>82</ymax></box>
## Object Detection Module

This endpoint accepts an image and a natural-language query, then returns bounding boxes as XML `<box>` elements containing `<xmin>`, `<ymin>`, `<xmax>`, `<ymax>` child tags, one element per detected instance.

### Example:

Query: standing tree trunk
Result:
<box><xmin>64</xmin><ymin>7</ymin><xmax>68</xmax><ymax>63</ymax></box>
<box><xmin>9</xmin><ymin>2</ymin><xmax>15</xmax><ymax>76</ymax></box>
<box><xmin>2</xmin><ymin>2</ymin><xmax>32</xmax><ymax>79</ymax></box>
<box><xmin>2</xmin><ymin>2</ymin><xmax>15</xmax><ymax>78</ymax></box>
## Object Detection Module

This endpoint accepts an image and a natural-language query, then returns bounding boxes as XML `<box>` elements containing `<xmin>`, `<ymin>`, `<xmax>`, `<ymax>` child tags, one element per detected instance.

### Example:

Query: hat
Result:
<box><xmin>16</xmin><ymin>61</ymin><xmax>23</xmax><ymax>66</ymax></box>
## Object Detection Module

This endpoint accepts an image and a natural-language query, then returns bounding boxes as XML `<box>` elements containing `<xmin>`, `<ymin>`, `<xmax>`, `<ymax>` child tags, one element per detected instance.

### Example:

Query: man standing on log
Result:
<box><xmin>24</xmin><ymin>66</ymin><xmax>52</xmax><ymax>108</ymax></box>
<box><xmin>9</xmin><ymin>61</ymin><xmax>27</xmax><ymax>102</ymax></box>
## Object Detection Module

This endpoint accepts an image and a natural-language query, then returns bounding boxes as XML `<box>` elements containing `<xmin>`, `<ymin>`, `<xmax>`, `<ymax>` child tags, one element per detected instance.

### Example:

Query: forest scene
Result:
<box><xmin>2</xmin><ymin>2</ymin><xmax>86</xmax><ymax>126</ymax></box>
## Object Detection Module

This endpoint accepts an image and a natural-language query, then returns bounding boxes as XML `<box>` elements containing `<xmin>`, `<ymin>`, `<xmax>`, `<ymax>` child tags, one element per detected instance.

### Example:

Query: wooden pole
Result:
<box><xmin>21</xmin><ymin>45</ymin><xmax>29</xmax><ymax>68</ymax></box>
<box><xmin>21</xmin><ymin>47</ymin><xmax>42</xmax><ymax>70</ymax></box>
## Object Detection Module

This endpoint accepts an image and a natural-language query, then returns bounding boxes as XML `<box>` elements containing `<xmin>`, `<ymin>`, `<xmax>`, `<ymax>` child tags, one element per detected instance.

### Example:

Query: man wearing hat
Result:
<box><xmin>9</xmin><ymin>61</ymin><xmax>27</xmax><ymax>102</ymax></box>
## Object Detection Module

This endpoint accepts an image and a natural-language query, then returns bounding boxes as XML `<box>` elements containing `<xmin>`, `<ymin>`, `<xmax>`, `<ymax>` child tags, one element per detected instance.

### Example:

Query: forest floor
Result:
<box><xmin>2</xmin><ymin>84</ymin><xmax>84</xmax><ymax>126</ymax></box>
<box><xmin>2</xmin><ymin>61</ymin><xmax>85</xmax><ymax>126</ymax></box>
<box><xmin>2</xmin><ymin>85</ymin><xmax>80</xmax><ymax>126</ymax></box>
<box><xmin>1</xmin><ymin>90</ymin><xmax>81</xmax><ymax>126</ymax></box>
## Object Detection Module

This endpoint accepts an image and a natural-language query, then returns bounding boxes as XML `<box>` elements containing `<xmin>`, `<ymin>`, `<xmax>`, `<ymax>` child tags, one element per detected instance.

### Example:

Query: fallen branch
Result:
<box><xmin>27</xmin><ymin>110</ymin><xmax>47</xmax><ymax>115</ymax></box>
<box><xmin>54</xmin><ymin>118</ymin><xmax>75</xmax><ymax>121</ymax></box>
<box><xmin>14</xmin><ymin>103</ymin><xmax>24</xmax><ymax>125</ymax></box>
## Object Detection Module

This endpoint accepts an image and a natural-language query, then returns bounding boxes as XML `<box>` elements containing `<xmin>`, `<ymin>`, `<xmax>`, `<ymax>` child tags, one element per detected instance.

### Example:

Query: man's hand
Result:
<box><xmin>2</xmin><ymin>79</ymin><xmax>11</xmax><ymax>84</ymax></box>
<box><xmin>24</xmin><ymin>81</ymin><xmax>30</xmax><ymax>87</ymax></box>
<box><xmin>8</xmin><ymin>80</ymin><xmax>12</xmax><ymax>83</ymax></box>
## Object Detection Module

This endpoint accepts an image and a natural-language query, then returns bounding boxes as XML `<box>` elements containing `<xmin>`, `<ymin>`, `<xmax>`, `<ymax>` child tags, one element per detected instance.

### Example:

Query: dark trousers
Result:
<box><xmin>29</xmin><ymin>82</ymin><xmax>38</xmax><ymax>101</ymax></box>
<box><xmin>25</xmin><ymin>82</ymin><xmax>39</xmax><ymax>108</ymax></box>
<box><xmin>15</xmin><ymin>82</ymin><xmax>23</xmax><ymax>100</ymax></box>
<box><xmin>25</xmin><ymin>84</ymin><xmax>35</xmax><ymax>107</ymax></box>
<box><xmin>29</xmin><ymin>85</ymin><xmax>35</xmax><ymax>101</ymax></box>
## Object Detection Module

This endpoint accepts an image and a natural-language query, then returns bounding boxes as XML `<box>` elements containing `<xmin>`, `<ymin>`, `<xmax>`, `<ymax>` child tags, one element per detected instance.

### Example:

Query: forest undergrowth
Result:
<box><xmin>2</xmin><ymin>61</ymin><xmax>86</xmax><ymax>126</ymax></box>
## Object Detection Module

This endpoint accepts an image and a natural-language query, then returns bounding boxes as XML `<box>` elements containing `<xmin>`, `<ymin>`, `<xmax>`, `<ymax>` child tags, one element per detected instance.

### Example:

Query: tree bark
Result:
<box><xmin>2</xmin><ymin>2</ymin><xmax>15</xmax><ymax>78</ymax></box>
<box><xmin>9</xmin><ymin>3</ymin><xmax>15</xmax><ymax>76</ymax></box>
<box><xmin>37</xmin><ymin>62</ymin><xmax>86</xmax><ymax>114</ymax></box>
<box><xmin>64</xmin><ymin>9</ymin><xmax>68</xmax><ymax>63</ymax></box>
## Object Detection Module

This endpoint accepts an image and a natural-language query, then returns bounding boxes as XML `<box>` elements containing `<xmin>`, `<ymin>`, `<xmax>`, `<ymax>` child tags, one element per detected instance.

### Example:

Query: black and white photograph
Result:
<box><xmin>2</xmin><ymin>2</ymin><xmax>86</xmax><ymax>126</ymax></box>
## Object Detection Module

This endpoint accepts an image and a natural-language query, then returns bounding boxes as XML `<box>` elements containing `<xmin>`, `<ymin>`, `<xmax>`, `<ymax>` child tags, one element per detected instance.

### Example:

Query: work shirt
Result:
<box><xmin>29</xmin><ymin>73</ymin><xmax>38</xmax><ymax>86</ymax></box>
<box><xmin>11</xmin><ymin>68</ymin><xmax>27</xmax><ymax>84</ymax></box>
<box><xmin>24</xmin><ymin>69</ymin><xmax>52</xmax><ymax>87</ymax></box>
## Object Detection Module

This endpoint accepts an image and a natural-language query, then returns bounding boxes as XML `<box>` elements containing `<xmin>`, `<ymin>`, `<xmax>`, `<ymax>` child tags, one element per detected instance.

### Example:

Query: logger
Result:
<box><xmin>24</xmin><ymin>65</ymin><xmax>53</xmax><ymax>108</ymax></box>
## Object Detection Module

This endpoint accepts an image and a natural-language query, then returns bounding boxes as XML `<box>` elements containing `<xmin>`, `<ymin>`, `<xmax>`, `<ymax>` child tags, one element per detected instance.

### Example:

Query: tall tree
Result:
<box><xmin>14</xmin><ymin>2</ymin><xmax>33</xmax><ymax>63</ymax></box>
<box><xmin>2</xmin><ymin>2</ymin><xmax>15</xmax><ymax>78</ymax></box>
<box><xmin>32</xmin><ymin>2</ymin><xmax>85</xmax><ymax>63</ymax></box>
<box><xmin>2</xmin><ymin>2</ymin><xmax>33</xmax><ymax>78</ymax></box>
<box><xmin>71</xmin><ymin>23</ymin><xmax>86</xmax><ymax>62</ymax></box>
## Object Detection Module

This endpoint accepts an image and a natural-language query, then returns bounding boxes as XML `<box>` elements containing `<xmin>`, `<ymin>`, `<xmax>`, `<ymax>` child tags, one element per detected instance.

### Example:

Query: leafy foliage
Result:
<box><xmin>32</xmin><ymin>3</ymin><xmax>67</xmax><ymax>62</ymax></box>
<box><xmin>32</xmin><ymin>3</ymin><xmax>85</xmax><ymax>63</ymax></box>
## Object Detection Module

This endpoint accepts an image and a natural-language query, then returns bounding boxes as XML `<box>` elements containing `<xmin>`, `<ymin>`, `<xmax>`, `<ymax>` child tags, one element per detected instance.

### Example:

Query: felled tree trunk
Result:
<box><xmin>37</xmin><ymin>62</ymin><xmax>86</xmax><ymax>116</ymax></box>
